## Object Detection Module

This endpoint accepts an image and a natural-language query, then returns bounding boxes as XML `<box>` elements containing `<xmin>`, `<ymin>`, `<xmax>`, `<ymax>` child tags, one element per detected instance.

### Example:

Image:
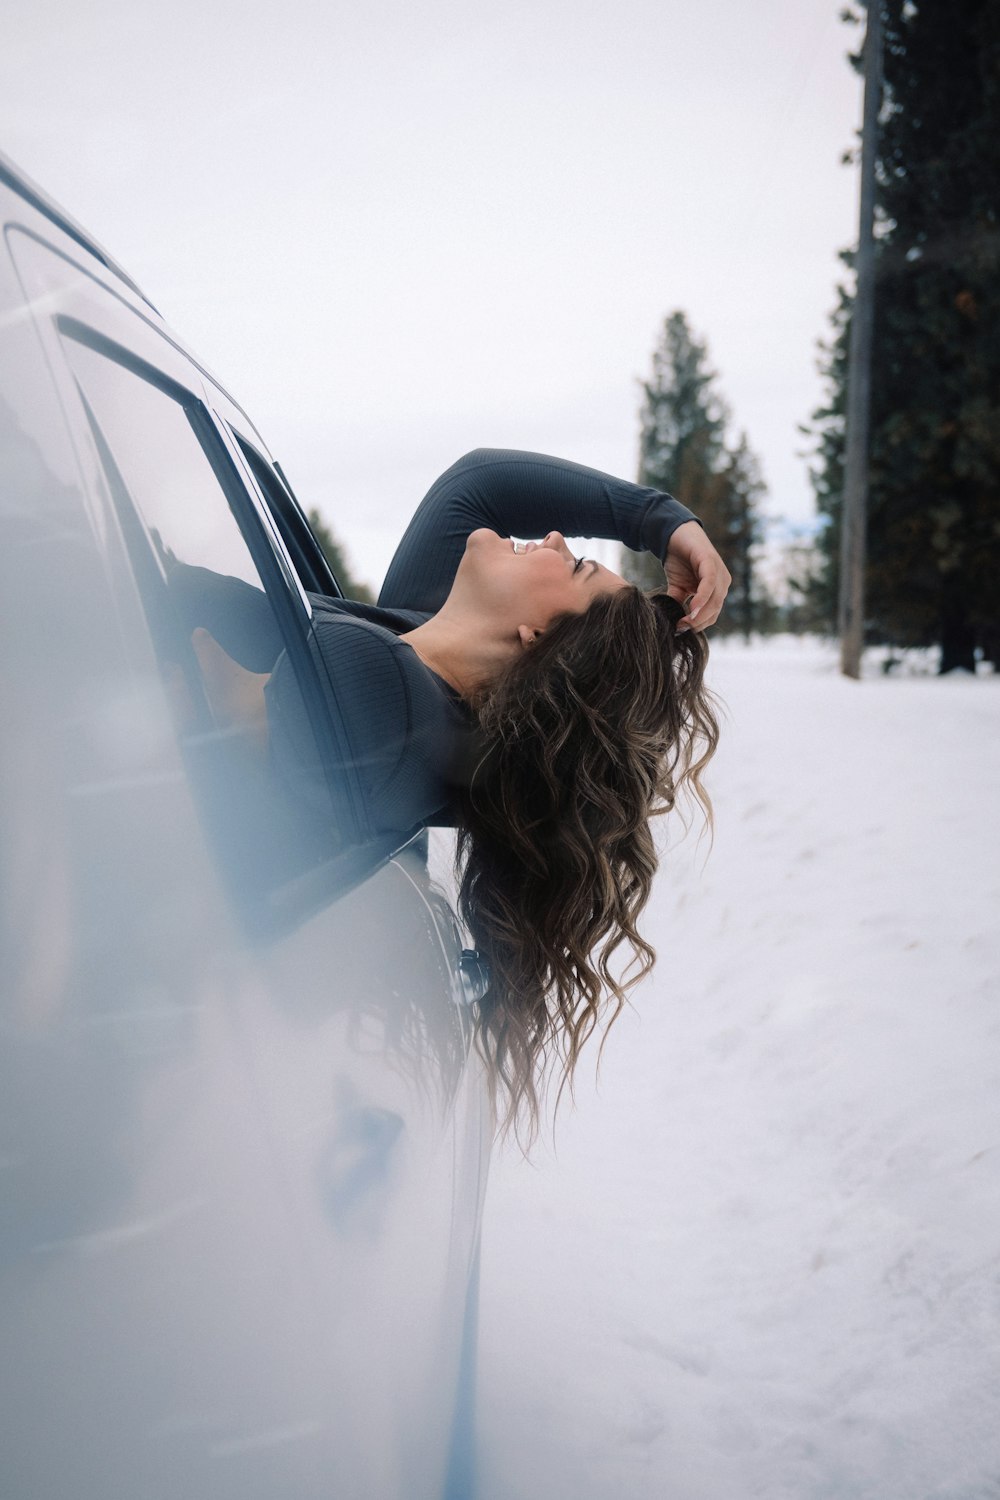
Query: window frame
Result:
<box><xmin>56</xmin><ymin>314</ymin><xmax>372</xmax><ymax>858</ymax></box>
<box><xmin>225</xmin><ymin>429</ymin><xmax>344</xmax><ymax>601</ymax></box>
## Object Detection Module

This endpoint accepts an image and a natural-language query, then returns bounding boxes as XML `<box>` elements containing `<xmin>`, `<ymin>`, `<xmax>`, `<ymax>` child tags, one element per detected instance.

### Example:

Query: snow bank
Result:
<box><xmin>477</xmin><ymin>636</ymin><xmax>1000</xmax><ymax>1500</ymax></box>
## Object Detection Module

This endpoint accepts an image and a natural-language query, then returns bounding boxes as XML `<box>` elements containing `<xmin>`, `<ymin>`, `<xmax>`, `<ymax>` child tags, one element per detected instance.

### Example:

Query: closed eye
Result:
<box><xmin>573</xmin><ymin>556</ymin><xmax>598</xmax><ymax>577</ymax></box>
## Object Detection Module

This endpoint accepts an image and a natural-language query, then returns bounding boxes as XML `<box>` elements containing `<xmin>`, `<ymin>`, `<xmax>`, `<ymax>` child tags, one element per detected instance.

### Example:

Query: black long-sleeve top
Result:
<box><xmin>265</xmin><ymin>449</ymin><xmax>699</xmax><ymax>844</ymax></box>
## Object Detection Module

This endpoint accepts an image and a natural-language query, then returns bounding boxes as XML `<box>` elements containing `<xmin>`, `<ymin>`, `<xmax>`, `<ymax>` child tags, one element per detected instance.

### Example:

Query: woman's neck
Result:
<box><xmin>399</xmin><ymin>613</ymin><xmax>512</xmax><ymax>700</ymax></box>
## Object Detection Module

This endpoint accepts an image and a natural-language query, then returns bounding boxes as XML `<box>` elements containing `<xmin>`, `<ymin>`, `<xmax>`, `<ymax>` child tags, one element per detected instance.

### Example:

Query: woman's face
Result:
<box><xmin>455</xmin><ymin>528</ymin><xmax>629</xmax><ymax>634</ymax></box>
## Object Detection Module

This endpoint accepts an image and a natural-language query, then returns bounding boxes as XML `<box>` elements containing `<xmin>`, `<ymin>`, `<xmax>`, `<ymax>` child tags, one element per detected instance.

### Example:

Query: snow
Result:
<box><xmin>476</xmin><ymin>636</ymin><xmax>1000</xmax><ymax>1500</ymax></box>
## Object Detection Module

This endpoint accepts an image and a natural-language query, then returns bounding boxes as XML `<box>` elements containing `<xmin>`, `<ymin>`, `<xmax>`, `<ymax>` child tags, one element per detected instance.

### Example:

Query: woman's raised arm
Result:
<box><xmin>377</xmin><ymin>449</ymin><xmax>702</xmax><ymax>615</ymax></box>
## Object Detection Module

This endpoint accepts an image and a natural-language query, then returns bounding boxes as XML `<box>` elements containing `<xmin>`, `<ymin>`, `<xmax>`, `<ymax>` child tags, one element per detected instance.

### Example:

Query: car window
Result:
<box><xmin>233</xmin><ymin>434</ymin><xmax>342</xmax><ymax>599</ymax></box>
<box><xmin>59</xmin><ymin>327</ymin><xmax>350</xmax><ymax>930</ymax></box>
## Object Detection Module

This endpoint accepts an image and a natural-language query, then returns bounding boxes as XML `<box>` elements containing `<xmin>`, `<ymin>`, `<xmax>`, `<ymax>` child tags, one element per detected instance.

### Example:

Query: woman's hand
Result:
<box><xmin>191</xmin><ymin>627</ymin><xmax>271</xmax><ymax>750</ymax></box>
<box><xmin>664</xmin><ymin>521</ymin><xmax>731</xmax><ymax>632</ymax></box>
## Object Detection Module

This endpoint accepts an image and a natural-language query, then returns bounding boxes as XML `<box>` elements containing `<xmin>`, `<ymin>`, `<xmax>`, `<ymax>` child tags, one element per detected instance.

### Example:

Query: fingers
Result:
<box><xmin>677</xmin><ymin>563</ymin><xmax>729</xmax><ymax>632</ymax></box>
<box><xmin>663</xmin><ymin>524</ymin><xmax>732</xmax><ymax>632</ymax></box>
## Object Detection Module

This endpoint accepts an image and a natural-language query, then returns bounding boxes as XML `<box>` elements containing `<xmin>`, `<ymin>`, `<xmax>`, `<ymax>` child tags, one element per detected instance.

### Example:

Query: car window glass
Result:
<box><xmin>65</xmin><ymin>340</ymin><xmax>261</xmax><ymax>586</ymax></box>
<box><xmin>60</xmin><ymin>331</ymin><xmax>344</xmax><ymax>929</ymax></box>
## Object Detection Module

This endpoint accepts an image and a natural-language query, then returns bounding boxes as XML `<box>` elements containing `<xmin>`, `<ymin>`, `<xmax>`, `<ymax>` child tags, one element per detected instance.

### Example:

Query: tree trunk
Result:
<box><xmin>938</xmin><ymin>591</ymin><xmax>977</xmax><ymax>674</ymax></box>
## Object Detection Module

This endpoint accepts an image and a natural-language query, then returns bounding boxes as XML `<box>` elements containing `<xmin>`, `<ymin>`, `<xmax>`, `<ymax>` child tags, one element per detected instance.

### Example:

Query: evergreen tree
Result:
<box><xmin>775</xmin><ymin>536</ymin><xmax>833</xmax><ymax>635</ymax></box>
<box><xmin>715</xmin><ymin>433</ymin><xmax>768</xmax><ymax>639</ymax></box>
<box><xmin>625</xmin><ymin>312</ymin><xmax>770</xmax><ymax>634</ymax></box>
<box><xmin>307</xmin><ymin>507</ymin><xmax>375</xmax><ymax>603</ymax></box>
<box><xmin>801</xmin><ymin>274</ymin><xmax>852</xmax><ymax>632</ymax></box>
<box><xmin>640</xmin><ymin>312</ymin><xmax>729</xmax><ymax>483</ymax></box>
<box><xmin>808</xmin><ymin>0</ymin><xmax>1000</xmax><ymax>671</ymax></box>
<box><xmin>623</xmin><ymin>313</ymin><xmax>727</xmax><ymax>586</ymax></box>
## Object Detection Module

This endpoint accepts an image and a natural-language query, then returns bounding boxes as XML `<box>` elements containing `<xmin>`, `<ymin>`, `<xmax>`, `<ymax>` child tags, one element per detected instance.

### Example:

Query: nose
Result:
<box><xmin>540</xmin><ymin>531</ymin><xmax>571</xmax><ymax>557</ymax></box>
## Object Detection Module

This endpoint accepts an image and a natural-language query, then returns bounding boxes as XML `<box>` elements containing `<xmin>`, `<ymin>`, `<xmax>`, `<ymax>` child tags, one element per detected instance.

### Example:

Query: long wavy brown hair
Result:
<box><xmin>457</xmin><ymin>586</ymin><xmax>720</xmax><ymax>1143</ymax></box>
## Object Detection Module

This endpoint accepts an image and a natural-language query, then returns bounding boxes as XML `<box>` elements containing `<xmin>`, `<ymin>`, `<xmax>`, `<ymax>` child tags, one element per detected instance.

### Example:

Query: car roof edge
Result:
<box><xmin>0</xmin><ymin>150</ymin><xmax>158</xmax><ymax>313</ymax></box>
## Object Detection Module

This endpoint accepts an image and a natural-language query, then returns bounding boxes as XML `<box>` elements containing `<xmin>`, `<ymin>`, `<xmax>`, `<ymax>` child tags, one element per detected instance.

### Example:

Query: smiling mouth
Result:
<box><xmin>511</xmin><ymin>539</ymin><xmax>528</xmax><ymax>554</ymax></box>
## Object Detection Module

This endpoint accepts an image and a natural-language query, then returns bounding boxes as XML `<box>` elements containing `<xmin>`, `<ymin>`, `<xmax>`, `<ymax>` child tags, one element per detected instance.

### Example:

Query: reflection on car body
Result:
<box><xmin>0</xmin><ymin>151</ymin><xmax>489</xmax><ymax>1500</ymax></box>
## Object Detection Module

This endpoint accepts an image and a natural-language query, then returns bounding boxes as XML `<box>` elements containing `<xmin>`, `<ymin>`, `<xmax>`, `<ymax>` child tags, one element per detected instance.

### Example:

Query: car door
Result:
<box><xmin>1</xmin><ymin>199</ymin><xmax>489</xmax><ymax>1500</ymax></box>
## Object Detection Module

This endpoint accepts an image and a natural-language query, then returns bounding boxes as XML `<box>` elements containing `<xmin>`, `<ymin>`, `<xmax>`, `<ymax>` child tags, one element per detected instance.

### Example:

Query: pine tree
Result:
<box><xmin>640</xmin><ymin>312</ymin><xmax>729</xmax><ymax>481</ymax></box>
<box><xmin>716</xmin><ymin>434</ymin><xmax>768</xmax><ymax>639</ymax></box>
<box><xmin>801</xmin><ymin>273</ymin><xmax>852</xmax><ymax>632</ymax></box>
<box><xmin>624</xmin><ymin>312</ymin><xmax>728</xmax><ymax>588</ymax></box>
<box><xmin>625</xmin><ymin>312</ymin><xmax>770</xmax><ymax>633</ymax></box>
<box><xmin>808</xmin><ymin>0</ymin><xmax>1000</xmax><ymax>671</ymax></box>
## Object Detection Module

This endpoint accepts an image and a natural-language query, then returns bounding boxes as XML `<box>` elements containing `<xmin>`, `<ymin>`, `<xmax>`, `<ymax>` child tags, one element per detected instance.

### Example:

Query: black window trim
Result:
<box><xmin>227</xmin><ymin>430</ymin><xmax>344</xmax><ymax>601</ymax></box>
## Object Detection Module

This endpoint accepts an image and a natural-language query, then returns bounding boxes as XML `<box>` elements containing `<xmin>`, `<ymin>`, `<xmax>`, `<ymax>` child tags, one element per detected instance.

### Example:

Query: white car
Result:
<box><xmin>0</xmin><ymin>151</ymin><xmax>491</xmax><ymax>1500</ymax></box>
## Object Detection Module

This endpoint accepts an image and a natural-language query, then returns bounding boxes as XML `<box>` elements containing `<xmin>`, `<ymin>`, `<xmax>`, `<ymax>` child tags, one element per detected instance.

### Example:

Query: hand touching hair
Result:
<box><xmin>457</xmin><ymin>586</ymin><xmax>720</xmax><ymax>1143</ymax></box>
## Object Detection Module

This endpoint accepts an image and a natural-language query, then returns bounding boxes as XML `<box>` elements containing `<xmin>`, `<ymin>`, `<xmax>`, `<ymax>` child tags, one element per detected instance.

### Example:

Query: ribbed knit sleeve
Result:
<box><xmin>378</xmin><ymin>449</ymin><xmax>701</xmax><ymax>614</ymax></box>
<box><xmin>265</xmin><ymin>603</ymin><xmax>468</xmax><ymax>841</ymax></box>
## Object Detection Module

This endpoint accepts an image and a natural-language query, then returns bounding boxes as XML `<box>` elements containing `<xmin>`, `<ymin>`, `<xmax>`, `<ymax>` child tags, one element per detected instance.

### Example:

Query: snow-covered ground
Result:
<box><xmin>476</xmin><ymin>635</ymin><xmax>1000</xmax><ymax>1500</ymax></box>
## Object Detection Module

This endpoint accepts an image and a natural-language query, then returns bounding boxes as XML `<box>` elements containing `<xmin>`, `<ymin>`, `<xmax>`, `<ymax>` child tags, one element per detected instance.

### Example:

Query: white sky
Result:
<box><xmin>4</xmin><ymin>0</ymin><xmax>861</xmax><ymax>591</ymax></box>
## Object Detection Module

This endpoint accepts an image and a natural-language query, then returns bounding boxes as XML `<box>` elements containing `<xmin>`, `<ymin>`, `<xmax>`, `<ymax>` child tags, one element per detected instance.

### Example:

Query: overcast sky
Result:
<box><xmin>5</xmin><ymin>0</ymin><xmax>861</xmax><ymax>590</ymax></box>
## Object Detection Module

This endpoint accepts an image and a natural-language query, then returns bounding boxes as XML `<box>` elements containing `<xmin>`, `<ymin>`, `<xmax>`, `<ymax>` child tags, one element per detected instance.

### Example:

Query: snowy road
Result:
<box><xmin>477</xmin><ymin>637</ymin><xmax>1000</xmax><ymax>1500</ymax></box>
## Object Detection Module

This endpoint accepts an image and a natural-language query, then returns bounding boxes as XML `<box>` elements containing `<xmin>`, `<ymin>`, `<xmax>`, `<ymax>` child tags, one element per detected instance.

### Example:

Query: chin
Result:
<box><xmin>465</xmin><ymin>527</ymin><xmax>502</xmax><ymax>550</ymax></box>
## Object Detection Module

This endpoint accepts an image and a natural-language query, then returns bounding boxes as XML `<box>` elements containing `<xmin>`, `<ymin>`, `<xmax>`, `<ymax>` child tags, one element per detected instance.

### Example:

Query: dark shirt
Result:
<box><xmin>265</xmin><ymin>449</ymin><xmax>699</xmax><ymax>846</ymax></box>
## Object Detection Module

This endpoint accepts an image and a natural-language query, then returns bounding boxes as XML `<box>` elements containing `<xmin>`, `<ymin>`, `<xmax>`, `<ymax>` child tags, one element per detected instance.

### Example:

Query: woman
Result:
<box><xmin>197</xmin><ymin>449</ymin><xmax>726</xmax><ymax>1135</ymax></box>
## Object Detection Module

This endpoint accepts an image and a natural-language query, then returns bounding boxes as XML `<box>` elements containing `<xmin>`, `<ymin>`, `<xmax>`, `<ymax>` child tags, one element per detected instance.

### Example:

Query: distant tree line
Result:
<box><xmin>622</xmin><ymin>310</ymin><xmax>775</xmax><ymax>637</ymax></box>
<box><xmin>307</xmin><ymin>507</ymin><xmax>375</xmax><ymax>603</ymax></box>
<box><xmin>806</xmin><ymin>0</ymin><xmax>1000</xmax><ymax>672</ymax></box>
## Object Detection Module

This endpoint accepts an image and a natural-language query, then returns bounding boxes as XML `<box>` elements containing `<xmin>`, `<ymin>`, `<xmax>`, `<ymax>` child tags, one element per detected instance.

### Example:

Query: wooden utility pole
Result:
<box><xmin>839</xmin><ymin>0</ymin><xmax>884</xmax><ymax>679</ymax></box>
